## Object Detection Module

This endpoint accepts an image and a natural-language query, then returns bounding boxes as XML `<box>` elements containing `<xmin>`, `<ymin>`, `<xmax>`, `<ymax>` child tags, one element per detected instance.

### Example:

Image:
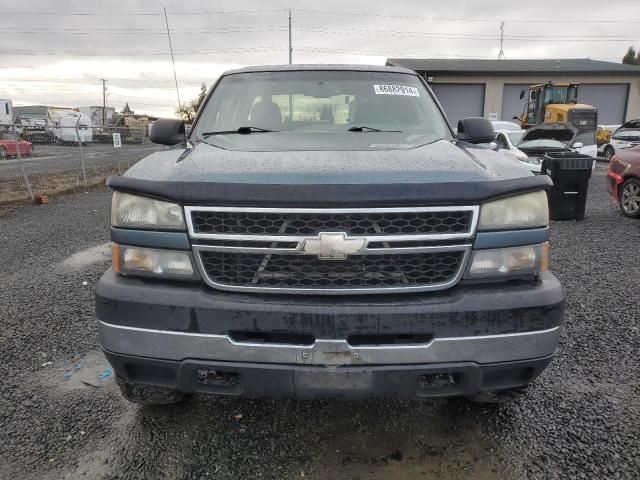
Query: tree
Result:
<box><xmin>176</xmin><ymin>83</ymin><xmax>208</xmax><ymax>122</ymax></box>
<box><xmin>622</xmin><ymin>46</ymin><xmax>640</xmax><ymax>65</ymax></box>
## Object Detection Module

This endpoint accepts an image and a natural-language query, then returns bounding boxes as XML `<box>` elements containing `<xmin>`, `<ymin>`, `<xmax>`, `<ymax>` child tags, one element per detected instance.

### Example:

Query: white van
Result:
<box><xmin>49</xmin><ymin>111</ymin><xmax>93</xmax><ymax>144</ymax></box>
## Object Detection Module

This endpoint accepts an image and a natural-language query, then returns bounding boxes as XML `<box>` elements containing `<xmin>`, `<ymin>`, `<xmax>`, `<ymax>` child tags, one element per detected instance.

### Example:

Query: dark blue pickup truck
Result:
<box><xmin>96</xmin><ymin>64</ymin><xmax>563</xmax><ymax>405</ymax></box>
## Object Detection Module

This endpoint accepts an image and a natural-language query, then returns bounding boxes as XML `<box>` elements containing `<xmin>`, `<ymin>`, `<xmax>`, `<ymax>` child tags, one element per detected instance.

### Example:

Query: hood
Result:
<box><xmin>521</xmin><ymin>123</ymin><xmax>576</xmax><ymax>144</ymax></box>
<box><xmin>122</xmin><ymin>139</ymin><xmax>529</xmax><ymax>184</ymax></box>
<box><xmin>108</xmin><ymin>140</ymin><xmax>550</xmax><ymax>206</ymax></box>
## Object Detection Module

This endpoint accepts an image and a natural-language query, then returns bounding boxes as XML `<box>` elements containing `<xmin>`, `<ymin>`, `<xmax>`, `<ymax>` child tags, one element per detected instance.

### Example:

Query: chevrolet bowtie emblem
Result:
<box><xmin>300</xmin><ymin>232</ymin><xmax>367</xmax><ymax>260</ymax></box>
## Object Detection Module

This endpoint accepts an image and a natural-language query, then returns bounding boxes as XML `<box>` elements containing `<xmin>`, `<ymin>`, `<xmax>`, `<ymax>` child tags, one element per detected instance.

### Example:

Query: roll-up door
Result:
<box><xmin>578</xmin><ymin>84</ymin><xmax>629</xmax><ymax>124</ymax></box>
<box><xmin>431</xmin><ymin>84</ymin><xmax>485</xmax><ymax>126</ymax></box>
<box><xmin>501</xmin><ymin>84</ymin><xmax>530</xmax><ymax>121</ymax></box>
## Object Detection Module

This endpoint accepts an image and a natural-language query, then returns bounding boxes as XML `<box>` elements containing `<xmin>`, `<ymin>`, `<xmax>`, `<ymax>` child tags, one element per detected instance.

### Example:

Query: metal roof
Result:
<box><xmin>224</xmin><ymin>64</ymin><xmax>416</xmax><ymax>75</ymax></box>
<box><xmin>385</xmin><ymin>58</ymin><xmax>640</xmax><ymax>76</ymax></box>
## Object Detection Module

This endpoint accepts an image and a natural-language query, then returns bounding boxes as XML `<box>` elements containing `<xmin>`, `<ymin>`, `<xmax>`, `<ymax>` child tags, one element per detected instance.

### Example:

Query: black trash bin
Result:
<box><xmin>541</xmin><ymin>152</ymin><xmax>595</xmax><ymax>221</ymax></box>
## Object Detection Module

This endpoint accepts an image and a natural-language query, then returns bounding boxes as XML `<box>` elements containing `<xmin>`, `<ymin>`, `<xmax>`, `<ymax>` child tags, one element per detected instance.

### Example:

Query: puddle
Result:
<box><xmin>61</xmin><ymin>243</ymin><xmax>111</xmax><ymax>270</ymax></box>
<box><xmin>38</xmin><ymin>350</ymin><xmax>115</xmax><ymax>392</ymax></box>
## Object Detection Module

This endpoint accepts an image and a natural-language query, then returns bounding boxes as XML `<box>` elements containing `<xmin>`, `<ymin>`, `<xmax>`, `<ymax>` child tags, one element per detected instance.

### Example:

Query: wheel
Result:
<box><xmin>466</xmin><ymin>386</ymin><xmax>529</xmax><ymax>404</ymax></box>
<box><xmin>115</xmin><ymin>373</ymin><xmax>184</xmax><ymax>406</ymax></box>
<box><xmin>25</xmin><ymin>145</ymin><xmax>34</xmax><ymax>156</ymax></box>
<box><xmin>0</xmin><ymin>146</ymin><xmax>7</xmax><ymax>159</ymax></box>
<box><xmin>604</xmin><ymin>146</ymin><xmax>615</xmax><ymax>161</ymax></box>
<box><xmin>620</xmin><ymin>178</ymin><xmax>640</xmax><ymax>218</ymax></box>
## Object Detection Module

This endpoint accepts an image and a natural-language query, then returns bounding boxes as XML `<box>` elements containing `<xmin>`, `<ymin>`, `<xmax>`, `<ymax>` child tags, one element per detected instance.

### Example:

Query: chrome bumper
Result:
<box><xmin>98</xmin><ymin>320</ymin><xmax>561</xmax><ymax>366</ymax></box>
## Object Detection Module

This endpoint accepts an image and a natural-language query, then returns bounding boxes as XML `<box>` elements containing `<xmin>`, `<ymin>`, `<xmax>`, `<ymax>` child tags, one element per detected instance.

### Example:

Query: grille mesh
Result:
<box><xmin>191</xmin><ymin>210</ymin><xmax>473</xmax><ymax>236</ymax></box>
<box><xmin>199</xmin><ymin>251</ymin><xmax>464</xmax><ymax>290</ymax></box>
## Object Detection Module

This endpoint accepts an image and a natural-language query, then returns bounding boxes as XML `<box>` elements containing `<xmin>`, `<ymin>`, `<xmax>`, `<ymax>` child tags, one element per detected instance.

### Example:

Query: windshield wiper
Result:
<box><xmin>201</xmin><ymin>126</ymin><xmax>277</xmax><ymax>137</ymax></box>
<box><xmin>347</xmin><ymin>126</ymin><xmax>402</xmax><ymax>133</ymax></box>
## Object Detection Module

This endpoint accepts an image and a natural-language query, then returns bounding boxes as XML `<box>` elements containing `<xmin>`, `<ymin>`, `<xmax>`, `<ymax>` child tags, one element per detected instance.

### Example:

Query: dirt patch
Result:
<box><xmin>61</xmin><ymin>243</ymin><xmax>111</xmax><ymax>270</ymax></box>
<box><xmin>300</xmin><ymin>400</ymin><xmax>503</xmax><ymax>480</ymax></box>
<box><xmin>0</xmin><ymin>166</ymin><xmax>118</xmax><ymax>204</ymax></box>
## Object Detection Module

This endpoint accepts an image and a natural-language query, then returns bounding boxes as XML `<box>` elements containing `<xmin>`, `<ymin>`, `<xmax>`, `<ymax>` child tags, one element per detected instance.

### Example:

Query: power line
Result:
<box><xmin>0</xmin><ymin>47</ymin><xmax>286</xmax><ymax>56</ymax></box>
<box><xmin>3</xmin><ymin>8</ymin><xmax>639</xmax><ymax>24</ymax></box>
<box><xmin>291</xmin><ymin>26</ymin><xmax>640</xmax><ymax>42</ymax></box>
<box><xmin>1</xmin><ymin>9</ymin><xmax>284</xmax><ymax>16</ymax></box>
<box><xmin>291</xmin><ymin>9</ymin><xmax>640</xmax><ymax>24</ymax></box>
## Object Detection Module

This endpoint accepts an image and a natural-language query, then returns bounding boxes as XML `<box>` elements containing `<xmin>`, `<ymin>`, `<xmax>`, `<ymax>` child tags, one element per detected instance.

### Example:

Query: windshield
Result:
<box><xmin>507</xmin><ymin>131</ymin><xmax>525</xmax><ymax>145</ymax></box>
<box><xmin>518</xmin><ymin>139</ymin><xmax>570</xmax><ymax>150</ymax></box>
<box><xmin>613</xmin><ymin>130</ymin><xmax>640</xmax><ymax>141</ymax></box>
<box><xmin>191</xmin><ymin>70</ymin><xmax>451</xmax><ymax>151</ymax></box>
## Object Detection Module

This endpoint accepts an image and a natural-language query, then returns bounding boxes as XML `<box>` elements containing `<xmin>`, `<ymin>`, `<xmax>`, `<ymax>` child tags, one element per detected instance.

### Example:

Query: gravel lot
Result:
<box><xmin>0</xmin><ymin>164</ymin><xmax>638</xmax><ymax>480</ymax></box>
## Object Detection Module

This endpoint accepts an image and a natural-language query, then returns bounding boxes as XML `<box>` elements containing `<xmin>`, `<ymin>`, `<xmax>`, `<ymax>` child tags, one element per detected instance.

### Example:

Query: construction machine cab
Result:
<box><xmin>520</xmin><ymin>82</ymin><xmax>578</xmax><ymax>126</ymax></box>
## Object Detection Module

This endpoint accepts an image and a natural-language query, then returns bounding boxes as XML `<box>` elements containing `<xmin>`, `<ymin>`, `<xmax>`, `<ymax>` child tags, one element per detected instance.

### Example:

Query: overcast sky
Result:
<box><xmin>1</xmin><ymin>0</ymin><xmax>639</xmax><ymax>117</ymax></box>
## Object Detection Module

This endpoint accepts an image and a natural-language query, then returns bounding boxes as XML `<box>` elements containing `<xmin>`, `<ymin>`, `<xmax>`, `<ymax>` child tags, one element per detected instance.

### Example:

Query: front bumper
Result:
<box><xmin>96</xmin><ymin>269</ymin><xmax>564</xmax><ymax>399</ymax></box>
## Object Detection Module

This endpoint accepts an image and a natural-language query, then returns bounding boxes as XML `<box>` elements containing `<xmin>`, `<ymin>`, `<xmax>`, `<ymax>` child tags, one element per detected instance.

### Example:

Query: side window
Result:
<box><xmin>574</xmin><ymin>131</ymin><xmax>595</xmax><ymax>146</ymax></box>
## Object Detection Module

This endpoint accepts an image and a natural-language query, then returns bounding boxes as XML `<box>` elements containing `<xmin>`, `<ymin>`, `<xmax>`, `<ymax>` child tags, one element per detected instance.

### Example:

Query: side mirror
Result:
<box><xmin>572</xmin><ymin>142</ymin><xmax>584</xmax><ymax>149</ymax></box>
<box><xmin>149</xmin><ymin>118</ymin><xmax>185</xmax><ymax>146</ymax></box>
<box><xmin>457</xmin><ymin>117</ymin><xmax>495</xmax><ymax>144</ymax></box>
<box><xmin>519</xmin><ymin>90</ymin><xmax>525</xmax><ymax>99</ymax></box>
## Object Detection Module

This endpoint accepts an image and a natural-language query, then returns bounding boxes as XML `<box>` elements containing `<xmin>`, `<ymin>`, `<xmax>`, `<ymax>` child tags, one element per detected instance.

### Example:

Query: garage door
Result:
<box><xmin>578</xmin><ymin>84</ymin><xmax>629</xmax><ymax>124</ymax></box>
<box><xmin>431</xmin><ymin>84</ymin><xmax>484</xmax><ymax>126</ymax></box>
<box><xmin>501</xmin><ymin>84</ymin><xmax>530</xmax><ymax>121</ymax></box>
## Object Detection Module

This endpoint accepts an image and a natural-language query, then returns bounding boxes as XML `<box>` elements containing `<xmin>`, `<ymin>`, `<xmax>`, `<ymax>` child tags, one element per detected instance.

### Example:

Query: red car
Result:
<box><xmin>608</xmin><ymin>145</ymin><xmax>640</xmax><ymax>218</ymax></box>
<box><xmin>0</xmin><ymin>139</ymin><xmax>34</xmax><ymax>159</ymax></box>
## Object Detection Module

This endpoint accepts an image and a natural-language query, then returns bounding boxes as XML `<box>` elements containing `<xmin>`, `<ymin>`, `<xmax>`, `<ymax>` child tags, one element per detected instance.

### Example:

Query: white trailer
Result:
<box><xmin>49</xmin><ymin>111</ymin><xmax>93</xmax><ymax>144</ymax></box>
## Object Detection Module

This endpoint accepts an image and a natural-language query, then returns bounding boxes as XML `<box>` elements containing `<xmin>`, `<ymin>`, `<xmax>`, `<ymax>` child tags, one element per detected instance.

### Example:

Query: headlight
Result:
<box><xmin>479</xmin><ymin>191</ymin><xmax>548</xmax><ymax>230</ymax></box>
<box><xmin>465</xmin><ymin>243</ymin><xmax>548</xmax><ymax>279</ymax></box>
<box><xmin>111</xmin><ymin>192</ymin><xmax>185</xmax><ymax>230</ymax></box>
<box><xmin>112</xmin><ymin>244</ymin><xmax>198</xmax><ymax>280</ymax></box>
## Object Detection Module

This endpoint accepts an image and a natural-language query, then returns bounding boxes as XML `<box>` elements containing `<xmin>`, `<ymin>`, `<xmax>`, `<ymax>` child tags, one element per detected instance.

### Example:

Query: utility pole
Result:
<box><xmin>498</xmin><ymin>21</ymin><xmax>506</xmax><ymax>59</ymax></box>
<box><xmin>288</xmin><ymin>9</ymin><xmax>292</xmax><ymax>64</ymax></box>
<box><xmin>101</xmin><ymin>79</ymin><xmax>107</xmax><ymax>126</ymax></box>
<box><xmin>163</xmin><ymin>7</ymin><xmax>182</xmax><ymax>111</ymax></box>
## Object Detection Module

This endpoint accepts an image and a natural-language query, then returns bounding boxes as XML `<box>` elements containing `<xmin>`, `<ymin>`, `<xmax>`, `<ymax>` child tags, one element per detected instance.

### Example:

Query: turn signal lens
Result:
<box><xmin>466</xmin><ymin>243</ymin><xmax>548</xmax><ymax>279</ymax></box>
<box><xmin>112</xmin><ymin>243</ymin><xmax>197</xmax><ymax>280</ymax></box>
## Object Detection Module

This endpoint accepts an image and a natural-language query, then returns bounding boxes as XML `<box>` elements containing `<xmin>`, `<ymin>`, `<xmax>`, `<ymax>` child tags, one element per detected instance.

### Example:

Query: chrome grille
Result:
<box><xmin>199</xmin><ymin>251</ymin><xmax>465</xmax><ymax>289</ymax></box>
<box><xmin>186</xmin><ymin>206</ymin><xmax>478</xmax><ymax>294</ymax></box>
<box><xmin>190</xmin><ymin>210</ymin><xmax>474</xmax><ymax>236</ymax></box>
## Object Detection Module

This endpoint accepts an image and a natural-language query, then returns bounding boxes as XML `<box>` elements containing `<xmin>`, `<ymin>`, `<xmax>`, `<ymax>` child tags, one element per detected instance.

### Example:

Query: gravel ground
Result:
<box><xmin>0</xmin><ymin>165</ymin><xmax>638</xmax><ymax>479</ymax></box>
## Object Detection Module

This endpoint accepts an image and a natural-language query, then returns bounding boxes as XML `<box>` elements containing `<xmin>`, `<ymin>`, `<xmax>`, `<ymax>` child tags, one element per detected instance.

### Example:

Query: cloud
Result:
<box><xmin>1</xmin><ymin>0</ymin><xmax>636</xmax><ymax>117</ymax></box>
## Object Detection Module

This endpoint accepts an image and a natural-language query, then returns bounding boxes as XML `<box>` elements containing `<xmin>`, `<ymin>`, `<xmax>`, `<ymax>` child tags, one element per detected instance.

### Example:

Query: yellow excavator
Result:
<box><xmin>517</xmin><ymin>82</ymin><xmax>598</xmax><ymax>132</ymax></box>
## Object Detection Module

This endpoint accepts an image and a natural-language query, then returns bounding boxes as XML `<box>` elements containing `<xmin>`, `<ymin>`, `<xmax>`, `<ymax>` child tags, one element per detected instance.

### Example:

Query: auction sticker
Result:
<box><xmin>374</xmin><ymin>84</ymin><xmax>420</xmax><ymax>96</ymax></box>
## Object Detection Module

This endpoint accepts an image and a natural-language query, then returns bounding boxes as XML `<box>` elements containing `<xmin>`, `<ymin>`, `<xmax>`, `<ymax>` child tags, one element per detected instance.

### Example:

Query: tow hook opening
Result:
<box><xmin>195</xmin><ymin>369</ymin><xmax>239</xmax><ymax>388</ymax></box>
<box><xmin>419</xmin><ymin>373</ymin><xmax>460</xmax><ymax>391</ymax></box>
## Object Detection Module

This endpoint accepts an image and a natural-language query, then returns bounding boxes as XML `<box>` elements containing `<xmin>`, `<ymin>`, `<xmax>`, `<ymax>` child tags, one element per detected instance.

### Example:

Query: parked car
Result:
<box><xmin>515</xmin><ymin>123</ymin><xmax>596</xmax><ymax>171</ymax></box>
<box><xmin>97</xmin><ymin>64</ymin><xmax>563</xmax><ymax>405</ymax></box>
<box><xmin>607</xmin><ymin>145</ymin><xmax>640</xmax><ymax>218</ymax></box>
<box><xmin>601</xmin><ymin>120</ymin><xmax>640</xmax><ymax>161</ymax></box>
<box><xmin>0</xmin><ymin>134</ymin><xmax>34</xmax><ymax>158</ymax></box>
<box><xmin>490</xmin><ymin>120</ymin><xmax>521</xmax><ymax>132</ymax></box>
<box><xmin>494</xmin><ymin>128</ymin><xmax>529</xmax><ymax>164</ymax></box>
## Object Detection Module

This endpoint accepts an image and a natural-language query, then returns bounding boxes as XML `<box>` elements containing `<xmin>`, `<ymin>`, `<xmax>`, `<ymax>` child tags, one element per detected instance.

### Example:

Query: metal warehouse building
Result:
<box><xmin>386</xmin><ymin>58</ymin><xmax>640</xmax><ymax>125</ymax></box>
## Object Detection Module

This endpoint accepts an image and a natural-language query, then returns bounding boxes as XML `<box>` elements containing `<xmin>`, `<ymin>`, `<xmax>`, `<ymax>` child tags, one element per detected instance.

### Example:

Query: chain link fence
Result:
<box><xmin>0</xmin><ymin>123</ymin><xmax>163</xmax><ymax>204</ymax></box>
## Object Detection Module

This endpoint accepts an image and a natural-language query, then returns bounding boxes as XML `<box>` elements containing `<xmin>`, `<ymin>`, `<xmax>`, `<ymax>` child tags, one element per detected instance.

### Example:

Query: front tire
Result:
<box><xmin>604</xmin><ymin>146</ymin><xmax>615</xmax><ymax>161</ymax></box>
<box><xmin>115</xmin><ymin>373</ymin><xmax>184</xmax><ymax>406</ymax></box>
<box><xmin>620</xmin><ymin>178</ymin><xmax>640</xmax><ymax>218</ymax></box>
